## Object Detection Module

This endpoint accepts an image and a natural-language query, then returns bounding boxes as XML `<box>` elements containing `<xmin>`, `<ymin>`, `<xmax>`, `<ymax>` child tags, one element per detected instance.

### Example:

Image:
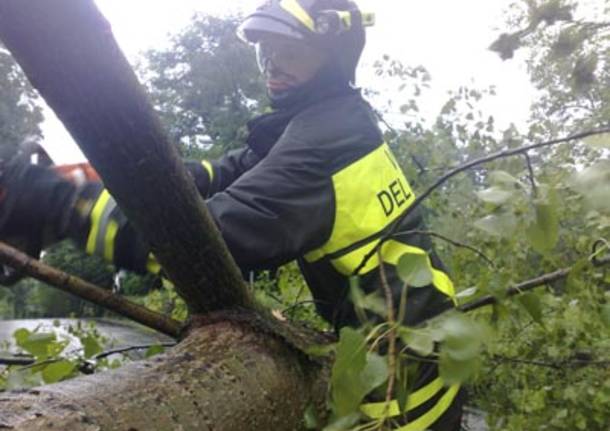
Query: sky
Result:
<box><xmin>40</xmin><ymin>0</ymin><xmax>535</xmax><ymax>163</ymax></box>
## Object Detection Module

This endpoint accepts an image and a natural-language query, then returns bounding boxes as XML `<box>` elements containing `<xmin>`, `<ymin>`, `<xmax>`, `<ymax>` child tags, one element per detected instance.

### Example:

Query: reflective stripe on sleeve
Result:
<box><xmin>360</xmin><ymin>377</ymin><xmax>446</xmax><ymax>418</ymax></box>
<box><xmin>201</xmin><ymin>160</ymin><xmax>214</xmax><ymax>183</ymax></box>
<box><xmin>104</xmin><ymin>220</ymin><xmax>119</xmax><ymax>262</ymax></box>
<box><xmin>279</xmin><ymin>0</ymin><xmax>316</xmax><ymax>32</ymax></box>
<box><xmin>86</xmin><ymin>190</ymin><xmax>116</xmax><ymax>256</ymax></box>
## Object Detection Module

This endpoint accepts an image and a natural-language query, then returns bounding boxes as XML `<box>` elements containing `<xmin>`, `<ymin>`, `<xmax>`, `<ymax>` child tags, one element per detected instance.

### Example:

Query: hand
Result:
<box><xmin>0</xmin><ymin>158</ymin><xmax>76</xmax><ymax>246</ymax></box>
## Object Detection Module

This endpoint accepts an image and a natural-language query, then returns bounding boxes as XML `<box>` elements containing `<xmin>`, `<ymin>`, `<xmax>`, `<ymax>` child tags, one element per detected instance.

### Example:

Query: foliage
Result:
<box><xmin>490</xmin><ymin>0</ymin><xmax>609</xmax><ymax>135</ymax></box>
<box><xmin>0</xmin><ymin>321</ymin><xmax>118</xmax><ymax>391</ymax></box>
<box><xmin>0</xmin><ymin>44</ymin><xmax>43</xmax><ymax>154</ymax></box>
<box><xmin>1</xmin><ymin>242</ymin><xmax>116</xmax><ymax>319</ymax></box>
<box><xmin>142</xmin><ymin>13</ymin><xmax>267</xmax><ymax>158</ymax></box>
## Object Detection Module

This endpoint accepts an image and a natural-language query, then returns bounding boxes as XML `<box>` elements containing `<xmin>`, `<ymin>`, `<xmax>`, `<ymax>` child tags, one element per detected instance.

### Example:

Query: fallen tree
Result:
<box><xmin>0</xmin><ymin>1</ymin><xmax>328</xmax><ymax>429</ymax></box>
<box><xmin>1</xmin><ymin>1</ymin><xmax>608</xmax><ymax>430</ymax></box>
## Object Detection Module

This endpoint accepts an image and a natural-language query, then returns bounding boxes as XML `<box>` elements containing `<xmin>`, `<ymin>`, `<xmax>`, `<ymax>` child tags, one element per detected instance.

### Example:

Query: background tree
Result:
<box><xmin>143</xmin><ymin>14</ymin><xmax>267</xmax><ymax>158</ymax></box>
<box><xmin>0</xmin><ymin>45</ymin><xmax>42</xmax><ymax>153</ymax></box>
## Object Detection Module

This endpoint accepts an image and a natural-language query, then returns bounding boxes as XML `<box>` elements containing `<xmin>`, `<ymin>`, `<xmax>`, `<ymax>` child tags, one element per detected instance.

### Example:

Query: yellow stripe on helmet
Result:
<box><xmin>279</xmin><ymin>0</ymin><xmax>316</xmax><ymax>32</ymax></box>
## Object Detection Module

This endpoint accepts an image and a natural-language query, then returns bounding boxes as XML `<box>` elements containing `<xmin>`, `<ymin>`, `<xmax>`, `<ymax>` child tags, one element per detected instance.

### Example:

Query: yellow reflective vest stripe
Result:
<box><xmin>305</xmin><ymin>143</ymin><xmax>455</xmax><ymax>299</ymax></box>
<box><xmin>360</xmin><ymin>377</ymin><xmax>459</xmax><ymax>420</ymax></box>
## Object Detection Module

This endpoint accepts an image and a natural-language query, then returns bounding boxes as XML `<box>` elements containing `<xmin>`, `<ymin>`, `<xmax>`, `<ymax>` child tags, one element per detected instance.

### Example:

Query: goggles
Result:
<box><xmin>255</xmin><ymin>38</ymin><xmax>310</xmax><ymax>75</ymax></box>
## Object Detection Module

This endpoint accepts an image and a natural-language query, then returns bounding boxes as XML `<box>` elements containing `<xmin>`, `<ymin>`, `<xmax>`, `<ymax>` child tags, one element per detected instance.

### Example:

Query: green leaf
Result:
<box><xmin>440</xmin><ymin>314</ymin><xmax>487</xmax><ymax>361</ymax></box>
<box><xmin>489</xmin><ymin>170</ymin><xmax>521</xmax><ymax>187</ymax></box>
<box><xmin>303</xmin><ymin>404</ymin><xmax>319</xmax><ymax>430</ymax></box>
<box><xmin>601</xmin><ymin>304</ymin><xmax>610</xmax><ymax>327</ymax></box>
<box><xmin>322</xmin><ymin>413</ymin><xmax>361</xmax><ymax>431</ymax></box>
<box><xmin>439</xmin><ymin>353</ymin><xmax>480</xmax><ymax>385</ymax></box>
<box><xmin>82</xmin><ymin>335</ymin><xmax>103</xmax><ymax>359</ymax></box>
<box><xmin>476</xmin><ymin>187</ymin><xmax>514</xmax><ymax>205</ymax></box>
<box><xmin>361</xmin><ymin>352</ymin><xmax>389</xmax><ymax>394</ymax></box>
<box><xmin>399</xmin><ymin>328</ymin><xmax>435</xmax><ymax>357</ymax></box>
<box><xmin>17</xmin><ymin>332</ymin><xmax>56</xmax><ymax>360</ymax></box>
<box><xmin>583</xmin><ymin>133</ymin><xmax>610</xmax><ymax>150</ymax></box>
<box><xmin>6</xmin><ymin>369</ymin><xmax>44</xmax><ymax>391</ymax></box>
<box><xmin>331</xmin><ymin>329</ymin><xmax>388</xmax><ymax>417</ymax></box>
<box><xmin>456</xmin><ymin>287</ymin><xmax>478</xmax><ymax>300</ymax></box>
<box><xmin>397</xmin><ymin>252</ymin><xmax>433</xmax><ymax>287</ymax></box>
<box><xmin>360</xmin><ymin>292</ymin><xmax>388</xmax><ymax>318</ymax></box>
<box><xmin>518</xmin><ymin>293</ymin><xmax>544</xmax><ymax>325</ymax></box>
<box><xmin>566</xmin><ymin>258</ymin><xmax>590</xmax><ymax>293</ymax></box>
<box><xmin>526</xmin><ymin>194</ymin><xmax>559</xmax><ymax>254</ymax></box>
<box><xmin>42</xmin><ymin>360</ymin><xmax>76</xmax><ymax>384</ymax></box>
<box><xmin>331</xmin><ymin>327</ymin><xmax>367</xmax><ymax>416</ymax></box>
<box><xmin>474</xmin><ymin>213</ymin><xmax>517</xmax><ymax>238</ymax></box>
<box><xmin>145</xmin><ymin>344</ymin><xmax>165</xmax><ymax>358</ymax></box>
<box><xmin>13</xmin><ymin>328</ymin><xmax>30</xmax><ymax>346</ymax></box>
<box><xmin>570</xmin><ymin>161</ymin><xmax>610</xmax><ymax>211</ymax></box>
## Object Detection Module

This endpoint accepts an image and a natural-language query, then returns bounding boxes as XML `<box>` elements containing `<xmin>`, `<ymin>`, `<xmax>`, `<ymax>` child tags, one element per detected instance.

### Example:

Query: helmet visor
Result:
<box><xmin>254</xmin><ymin>37</ymin><xmax>313</xmax><ymax>76</ymax></box>
<box><xmin>237</xmin><ymin>14</ymin><xmax>307</xmax><ymax>44</ymax></box>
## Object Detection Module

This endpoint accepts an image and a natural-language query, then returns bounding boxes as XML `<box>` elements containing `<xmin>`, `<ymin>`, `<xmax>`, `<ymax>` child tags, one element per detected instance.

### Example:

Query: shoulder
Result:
<box><xmin>277</xmin><ymin>92</ymin><xmax>384</xmax><ymax>171</ymax></box>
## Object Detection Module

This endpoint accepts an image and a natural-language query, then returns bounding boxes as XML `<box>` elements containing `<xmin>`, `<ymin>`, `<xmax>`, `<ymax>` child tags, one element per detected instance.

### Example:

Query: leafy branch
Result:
<box><xmin>458</xmin><ymin>254</ymin><xmax>610</xmax><ymax>314</ymax></box>
<box><xmin>397</xmin><ymin>230</ymin><xmax>495</xmax><ymax>267</ymax></box>
<box><xmin>0</xmin><ymin>342</ymin><xmax>176</xmax><ymax>369</ymax></box>
<box><xmin>353</xmin><ymin>127</ymin><xmax>610</xmax><ymax>276</ymax></box>
<box><xmin>0</xmin><ymin>241</ymin><xmax>182</xmax><ymax>338</ymax></box>
<box><xmin>491</xmin><ymin>354</ymin><xmax>610</xmax><ymax>370</ymax></box>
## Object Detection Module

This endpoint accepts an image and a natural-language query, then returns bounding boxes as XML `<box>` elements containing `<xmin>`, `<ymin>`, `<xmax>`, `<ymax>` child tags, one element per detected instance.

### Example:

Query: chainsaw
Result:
<box><xmin>0</xmin><ymin>139</ymin><xmax>99</xmax><ymax>286</ymax></box>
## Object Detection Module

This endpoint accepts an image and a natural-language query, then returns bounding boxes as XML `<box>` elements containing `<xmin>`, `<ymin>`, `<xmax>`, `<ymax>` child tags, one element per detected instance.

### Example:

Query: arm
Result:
<box><xmin>184</xmin><ymin>147</ymin><xmax>261</xmax><ymax>198</ymax></box>
<box><xmin>71</xmin><ymin>135</ymin><xmax>333</xmax><ymax>275</ymax></box>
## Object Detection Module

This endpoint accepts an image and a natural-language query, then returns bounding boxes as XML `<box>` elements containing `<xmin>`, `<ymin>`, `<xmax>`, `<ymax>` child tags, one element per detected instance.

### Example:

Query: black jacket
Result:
<box><xmin>77</xmin><ymin>91</ymin><xmax>454</xmax><ymax>329</ymax></box>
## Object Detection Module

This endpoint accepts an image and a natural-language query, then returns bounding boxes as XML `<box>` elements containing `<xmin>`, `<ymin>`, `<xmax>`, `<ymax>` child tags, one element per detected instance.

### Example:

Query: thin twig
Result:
<box><xmin>397</xmin><ymin>230</ymin><xmax>495</xmax><ymax>267</ymax></box>
<box><xmin>0</xmin><ymin>356</ymin><xmax>36</xmax><ymax>366</ymax></box>
<box><xmin>523</xmin><ymin>152</ymin><xmax>538</xmax><ymax>197</ymax></box>
<box><xmin>491</xmin><ymin>354</ymin><xmax>610</xmax><ymax>370</ymax></box>
<box><xmin>458</xmin><ymin>255</ymin><xmax>610</xmax><ymax>313</ymax></box>
<box><xmin>377</xmin><ymin>248</ymin><xmax>397</xmax><ymax>430</ymax></box>
<box><xmin>93</xmin><ymin>342</ymin><xmax>176</xmax><ymax>361</ymax></box>
<box><xmin>353</xmin><ymin>128</ymin><xmax>610</xmax><ymax>275</ymax></box>
<box><xmin>0</xmin><ymin>343</ymin><xmax>176</xmax><ymax>370</ymax></box>
<box><xmin>0</xmin><ymin>241</ymin><xmax>182</xmax><ymax>338</ymax></box>
<box><xmin>374</xmin><ymin>109</ymin><xmax>427</xmax><ymax>175</ymax></box>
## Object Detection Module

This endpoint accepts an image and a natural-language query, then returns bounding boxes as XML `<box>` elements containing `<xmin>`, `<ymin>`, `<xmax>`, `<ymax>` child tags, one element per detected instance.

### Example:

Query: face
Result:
<box><xmin>255</xmin><ymin>35</ymin><xmax>328</xmax><ymax>94</ymax></box>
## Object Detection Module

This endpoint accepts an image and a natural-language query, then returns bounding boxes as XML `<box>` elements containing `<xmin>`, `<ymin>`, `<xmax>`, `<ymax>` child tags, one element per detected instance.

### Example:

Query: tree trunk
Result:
<box><xmin>0</xmin><ymin>1</ymin><xmax>330</xmax><ymax>429</ymax></box>
<box><xmin>0</xmin><ymin>317</ymin><xmax>328</xmax><ymax>430</ymax></box>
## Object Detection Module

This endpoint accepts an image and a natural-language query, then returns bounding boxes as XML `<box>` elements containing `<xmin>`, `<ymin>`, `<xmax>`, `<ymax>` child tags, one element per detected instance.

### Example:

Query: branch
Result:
<box><xmin>93</xmin><ymin>342</ymin><xmax>176</xmax><ymax>361</ymax></box>
<box><xmin>377</xmin><ymin>252</ymin><xmax>397</xmax><ymax>428</ymax></box>
<box><xmin>523</xmin><ymin>153</ymin><xmax>538</xmax><ymax>197</ymax></box>
<box><xmin>353</xmin><ymin>128</ymin><xmax>610</xmax><ymax>275</ymax></box>
<box><xmin>491</xmin><ymin>354</ymin><xmax>610</xmax><ymax>370</ymax></box>
<box><xmin>458</xmin><ymin>255</ymin><xmax>610</xmax><ymax>313</ymax></box>
<box><xmin>0</xmin><ymin>343</ymin><xmax>177</xmax><ymax>369</ymax></box>
<box><xmin>0</xmin><ymin>0</ymin><xmax>252</xmax><ymax>314</ymax></box>
<box><xmin>397</xmin><ymin>230</ymin><xmax>495</xmax><ymax>267</ymax></box>
<box><xmin>0</xmin><ymin>241</ymin><xmax>181</xmax><ymax>338</ymax></box>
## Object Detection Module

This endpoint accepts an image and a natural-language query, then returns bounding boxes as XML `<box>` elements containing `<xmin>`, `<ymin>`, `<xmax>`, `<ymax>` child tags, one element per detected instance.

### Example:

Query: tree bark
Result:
<box><xmin>0</xmin><ymin>317</ymin><xmax>329</xmax><ymax>431</ymax></box>
<box><xmin>0</xmin><ymin>0</ymin><xmax>251</xmax><ymax>314</ymax></box>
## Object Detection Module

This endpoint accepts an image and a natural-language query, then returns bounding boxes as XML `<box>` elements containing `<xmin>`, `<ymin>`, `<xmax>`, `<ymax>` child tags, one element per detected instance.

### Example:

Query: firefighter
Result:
<box><xmin>0</xmin><ymin>0</ymin><xmax>463</xmax><ymax>428</ymax></box>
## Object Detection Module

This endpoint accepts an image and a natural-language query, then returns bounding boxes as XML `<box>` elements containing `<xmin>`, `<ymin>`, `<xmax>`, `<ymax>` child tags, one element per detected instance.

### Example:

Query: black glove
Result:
<box><xmin>0</xmin><ymin>159</ymin><xmax>78</xmax><ymax>246</ymax></box>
